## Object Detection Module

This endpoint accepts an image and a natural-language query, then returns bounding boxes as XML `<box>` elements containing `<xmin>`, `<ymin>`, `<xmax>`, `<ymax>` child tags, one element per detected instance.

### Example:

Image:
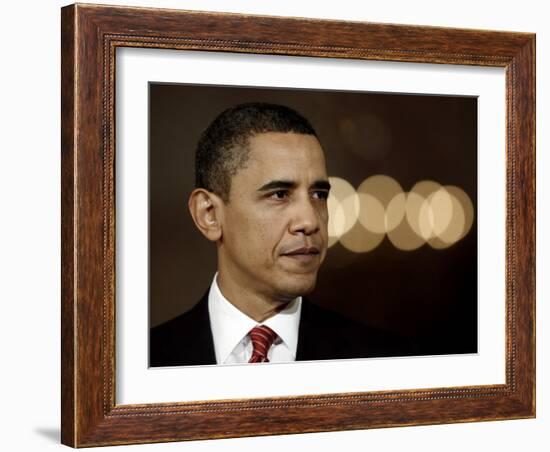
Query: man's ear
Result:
<box><xmin>188</xmin><ymin>189</ymin><xmax>223</xmax><ymax>242</ymax></box>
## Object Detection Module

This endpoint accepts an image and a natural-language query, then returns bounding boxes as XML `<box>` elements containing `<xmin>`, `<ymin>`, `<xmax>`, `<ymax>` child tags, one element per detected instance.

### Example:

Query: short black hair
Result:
<box><xmin>195</xmin><ymin>102</ymin><xmax>318</xmax><ymax>201</ymax></box>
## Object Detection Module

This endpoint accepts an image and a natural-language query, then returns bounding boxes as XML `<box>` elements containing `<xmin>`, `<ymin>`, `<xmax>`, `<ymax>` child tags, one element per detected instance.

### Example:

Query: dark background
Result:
<box><xmin>149</xmin><ymin>83</ymin><xmax>478</xmax><ymax>356</ymax></box>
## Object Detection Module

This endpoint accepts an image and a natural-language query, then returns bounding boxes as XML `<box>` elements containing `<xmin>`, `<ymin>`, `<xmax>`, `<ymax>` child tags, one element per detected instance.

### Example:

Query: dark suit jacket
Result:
<box><xmin>150</xmin><ymin>292</ymin><xmax>416</xmax><ymax>367</ymax></box>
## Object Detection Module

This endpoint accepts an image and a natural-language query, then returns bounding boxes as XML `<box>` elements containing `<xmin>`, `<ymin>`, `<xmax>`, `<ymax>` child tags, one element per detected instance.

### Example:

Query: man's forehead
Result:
<box><xmin>246</xmin><ymin>132</ymin><xmax>326</xmax><ymax>169</ymax></box>
<box><xmin>247</xmin><ymin>130</ymin><xmax>321</xmax><ymax>148</ymax></box>
<box><xmin>227</xmin><ymin>133</ymin><xmax>328</xmax><ymax>200</ymax></box>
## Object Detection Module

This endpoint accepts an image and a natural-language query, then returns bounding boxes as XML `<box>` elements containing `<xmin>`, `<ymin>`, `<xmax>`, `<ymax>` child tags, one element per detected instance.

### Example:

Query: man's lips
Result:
<box><xmin>281</xmin><ymin>246</ymin><xmax>320</xmax><ymax>257</ymax></box>
<box><xmin>280</xmin><ymin>246</ymin><xmax>322</xmax><ymax>269</ymax></box>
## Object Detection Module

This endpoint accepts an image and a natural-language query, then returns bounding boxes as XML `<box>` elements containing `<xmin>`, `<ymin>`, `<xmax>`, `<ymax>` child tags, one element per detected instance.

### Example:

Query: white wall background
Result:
<box><xmin>0</xmin><ymin>1</ymin><xmax>546</xmax><ymax>451</ymax></box>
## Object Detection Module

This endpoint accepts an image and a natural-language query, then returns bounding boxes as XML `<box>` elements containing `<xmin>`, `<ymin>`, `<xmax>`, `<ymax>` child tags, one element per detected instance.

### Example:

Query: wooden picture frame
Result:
<box><xmin>61</xmin><ymin>3</ymin><xmax>535</xmax><ymax>447</ymax></box>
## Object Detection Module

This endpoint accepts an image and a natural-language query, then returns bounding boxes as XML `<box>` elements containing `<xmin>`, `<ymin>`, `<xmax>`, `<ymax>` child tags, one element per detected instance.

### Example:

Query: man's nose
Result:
<box><xmin>290</xmin><ymin>196</ymin><xmax>320</xmax><ymax>235</ymax></box>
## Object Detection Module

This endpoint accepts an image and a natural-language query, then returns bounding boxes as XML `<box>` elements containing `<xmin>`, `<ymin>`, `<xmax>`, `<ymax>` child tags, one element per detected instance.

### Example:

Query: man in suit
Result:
<box><xmin>150</xmin><ymin>102</ymin><xmax>414</xmax><ymax>367</ymax></box>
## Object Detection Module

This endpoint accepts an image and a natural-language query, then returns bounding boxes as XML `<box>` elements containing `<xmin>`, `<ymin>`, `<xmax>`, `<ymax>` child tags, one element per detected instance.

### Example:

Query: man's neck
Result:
<box><xmin>215</xmin><ymin>271</ymin><xmax>291</xmax><ymax>323</ymax></box>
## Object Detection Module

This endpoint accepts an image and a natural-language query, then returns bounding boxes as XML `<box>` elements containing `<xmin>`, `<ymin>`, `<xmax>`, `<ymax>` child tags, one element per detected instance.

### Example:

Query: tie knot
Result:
<box><xmin>248</xmin><ymin>325</ymin><xmax>278</xmax><ymax>363</ymax></box>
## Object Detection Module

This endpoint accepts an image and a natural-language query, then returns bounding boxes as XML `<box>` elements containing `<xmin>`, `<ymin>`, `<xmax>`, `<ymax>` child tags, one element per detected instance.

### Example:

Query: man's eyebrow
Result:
<box><xmin>311</xmin><ymin>180</ymin><xmax>331</xmax><ymax>191</ymax></box>
<box><xmin>257</xmin><ymin>179</ymin><xmax>331</xmax><ymax>193</ymax></box>
<box><xmin>257</xmin><ymin>180</ymin><xmax>297</xmax><ymax>192</ymax></box>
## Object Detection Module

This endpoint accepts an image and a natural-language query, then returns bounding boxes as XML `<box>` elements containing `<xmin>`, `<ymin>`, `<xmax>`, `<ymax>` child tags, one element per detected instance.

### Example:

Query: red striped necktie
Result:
<box><xmin>248</xmin><ymin>325</ymin><xmax>278</xmax><ymax>363</ymax></box>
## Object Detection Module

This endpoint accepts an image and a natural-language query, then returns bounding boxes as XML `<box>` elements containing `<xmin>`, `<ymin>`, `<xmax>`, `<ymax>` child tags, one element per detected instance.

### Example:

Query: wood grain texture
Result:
<box><xmin>60</xmin><ymin>5</ymin><xmax>76</xmax><ymax>447</ymax></box>
<box><xmin>60</xmin><ymin>3</ymin><xmax>536</xmax><ymax>447</ymax></box>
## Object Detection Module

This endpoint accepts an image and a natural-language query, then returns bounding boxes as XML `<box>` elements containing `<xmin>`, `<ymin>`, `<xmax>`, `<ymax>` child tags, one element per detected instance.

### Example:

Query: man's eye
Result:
<box><xmin>312</xmin><ymin>191</ymin><xmax>329</xmax><ymax>200</ymax></box>
<box><xmin>270</xmin><ymin>190</ymin><xmax>289</xmax><ymax>199</ymax></box>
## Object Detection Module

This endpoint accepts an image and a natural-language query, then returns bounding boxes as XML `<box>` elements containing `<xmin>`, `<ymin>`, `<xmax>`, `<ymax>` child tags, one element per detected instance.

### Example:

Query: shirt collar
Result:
<box><xmin>208</xmin><ymin>273</ymin><xmax>301</xmax><ymax>364</ymax></box>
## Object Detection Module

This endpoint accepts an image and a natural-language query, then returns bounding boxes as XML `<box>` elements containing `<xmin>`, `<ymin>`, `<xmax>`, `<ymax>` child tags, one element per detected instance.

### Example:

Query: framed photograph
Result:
<box><xmin>61</xmin><ymin>3</ymin><xmax>535</xmax><ymax>447</ymax></box>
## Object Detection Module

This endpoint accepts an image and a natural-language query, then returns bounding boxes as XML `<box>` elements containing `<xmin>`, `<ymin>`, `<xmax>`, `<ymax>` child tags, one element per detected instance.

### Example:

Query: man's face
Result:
<box><xmin>217</xmin><ymin>132</ymin><xmax>330</xmax><ymax>304</ymax></box>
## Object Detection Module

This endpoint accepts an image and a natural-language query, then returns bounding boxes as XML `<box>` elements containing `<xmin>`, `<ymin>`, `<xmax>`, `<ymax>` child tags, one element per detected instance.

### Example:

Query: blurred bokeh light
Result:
<box><xmin>327</xmin><ymin>175</ymin><xmax>474</xmax><ymax>253</ymax></box>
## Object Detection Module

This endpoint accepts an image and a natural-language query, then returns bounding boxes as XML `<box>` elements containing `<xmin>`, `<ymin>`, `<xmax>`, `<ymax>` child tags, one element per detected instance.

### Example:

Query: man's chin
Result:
<box><xmin>276</xmin><ymin>273</ymin><xmax>318</xmax><ymax>299</ymax></box>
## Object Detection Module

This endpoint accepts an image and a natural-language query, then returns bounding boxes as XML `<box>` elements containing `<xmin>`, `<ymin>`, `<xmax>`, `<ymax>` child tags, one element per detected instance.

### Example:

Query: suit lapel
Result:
<box><xmin>179</xmin><ymin>292</ymin><xmax>217</xmax><ymax>365</ymax></box>
<box><xmin>151</xmin><ymin>291</ymin><xmax>217</xmax><ymax>366</ymax></box>
<box><xmin>296</xmin><ymin>297</ymin><xmax>331</xmax><ymax>361</ymax></box>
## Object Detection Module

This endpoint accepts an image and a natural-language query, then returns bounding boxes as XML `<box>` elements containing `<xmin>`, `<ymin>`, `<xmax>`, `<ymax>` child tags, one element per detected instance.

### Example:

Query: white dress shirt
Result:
<box><xmin>208</xmin><ymin>274</ymin><xmax>301</xmax><ymax>364</ymax></box>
